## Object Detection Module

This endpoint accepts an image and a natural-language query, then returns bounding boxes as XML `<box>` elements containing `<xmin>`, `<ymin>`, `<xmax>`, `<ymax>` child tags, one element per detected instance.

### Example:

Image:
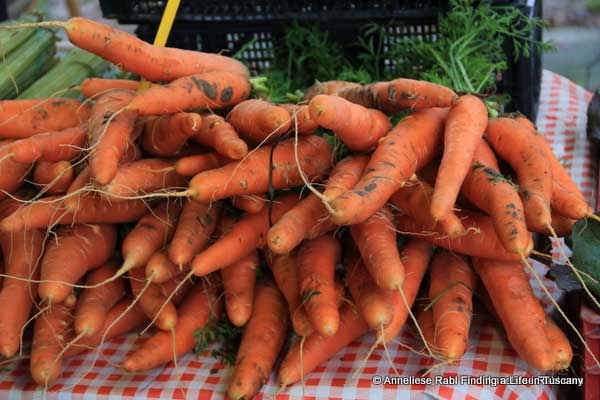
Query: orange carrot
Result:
<box><xmin>346</xmin><ymin>251</ymin><xmax>394</xmax><ymax>329</ymax></box>
<box><xmin>281</xmin><ymin>103</ymin><xmax>318</xmax><ymax>135</ymax></box>
<box><xmin>395</xmin><ymin>211</ymin><xmax>525</xmax><ymax>261</ymax></box>
<box><xmin>13</xmin><ymin>18</ymin><xmax>249</xmax><ymax>81</ymax></box>
<box><xmin>309</xmin><ymin>95</ymin><xmax>391</xmax><ymax>151</ymax></box>
<box><xmin>265</xmin><ymin>250</ymin><xmax>313</xmax><ymax>336</ymax></box>
<box><xmin>415</xmin><ymin>302</ymin><xmax>436</xmax><ymax>351</ymax></box>
<box><xmin>0</xmin><ymin>142</ymin><xmax>30</xmax><ymax>197</ymax></box>
<box><xmin>187</xmin><ymin>135</ymin><xmax>332</xmax><ymax>203</ymax></box>
<box><xmin>30</xmin><ymin>303</ymin><xmax>74</xmax><ymax>385</ymax></box>
<box><xmin>350</xmin><ymin>207</ymin><xmax>404</xmax><ymax>289</ymax></box>
<box><xmin>102</xmin><ymin>158</ymin><xmax>186</xmax><ymax>200</ymax></box>
<box><xmin>39</xmin><ymin>224</ymin><xmax>117</xmax><ymax>303</ymax></box>
<box><xmin>278</xmin><ymin>303</ymin><xmax>368</xmax><ymax>386</ymax></box>
<box><xmin>80</xmin><ymin>77</ymin><xmax>140</xmax><ymax>98</ymax></box>
<box><xmin>141</xmin><ymin>112</ymin><xmax>202</xmax><ymax>157</ymax></box>
<box><xmin>222</xmin><ymin>251</ymin><xmax>259</xmax><ymax>327</ymax></box>
<box><xmin>0</xmin><ymin>225</ymin><xmax>45</xmax><ymax>357</ymax></box>
<box><xmin>460</xmin><ymin>139</ymin><xmax>532</xmax><ymax>255</ymax></box>
<box><xmin>0</xmin><ymin>98</ymin><xmax>90</xmax><ymax>139</ymax></box>
<box><xmin>230</xmin><ymin>194</ymin><xmax>266</xmax><ymax>214</ymax></box>
<box><xmin>330</xmin><ymin>108</ymin><xmax>448</xmax><ymax>225</ymax></box>
<box><xmin>146</xmin><ymin>250</ymin><xmax>186</xmax><ymax>284</ymax></box>
<box><xmin>191</xmin><ymin>113</ymin><xmax>248</xmax><ymax>160</ymax></box>
<box><xmin>5</xmin><ymin>125</ymin><xmax>86</xmax><ymax>164</ymax></box>
<box><xmin>431</xmin><ymin>95</ymin><xmax>488</xmax><ymax>220</ymax></box>
<box><xmin>297</xmin><ymin>235</ymin><xmax>341</xmax><ymax>337</ymax></box>
<box><xmin>74</xmin><ymin>262</ymin><xmax>126</xmax><ymax>336</ymax></box>
<box><xmin>337</xmin><ymin>78</ymin><xmax>458</xmax><ymax>112</ymax></box>
<box><xmin>87</xmin><ymin>89</ymin><xmax>138</xmax><ymax>186</ymax></box>
<box><xmin>191</xmin><ymin>193</ymin><xmax>299</xmax><ymax>276</ymax></box>
<box><xmin>485</xmin><ymin>117</ymin><xmax>553</xmax><ymax>232</ymax></box>
<box><xmin>303</xmin><ymin>80</ymin><xmax>361</xmax><ymax>101</ymax></box>
<box><xmin>429</xmin><ymin>251</ymin><xmax>476</xmax><ymax>359</ymax></box>
<box><xmin>123</xmin><ymin>280</ymin><xmax>222</xmax><ymax>371</ymax></box>
<box><xmin>32</xmin><ymin>161</ymin><xmax>75</xmax><ymax>195</ymax></box>
<box><xmin>538</xmin><ymin>213</ymin><xmax>576</xmax><ymax>237</ymax></box>
<box><xmin>0</xmin><ymin>195</ymin><xmax>146</xmax><ymax>232</ymax></box>
<box><xmin>168</xmin><ymin>199</ymin><xmax>220</xmax><ymax>266</ymax></box>
<box><xmin>174</xmin><ymin>152</ymin><xmax>230</xmax><ymax>177</ymax></box>
<box><xmin>127</xmin><ymin>71</ymin><xmax>251</xmax><ymax>115</ymax></box>
<box><xmin>378</xmin><ymin>239</ymin><xmax>434</xmax><ymax>344</ymax></box>
<box><xmin>390</xmin><ymin>177</ymin><xmax>465</xmax><ymax>237</ymax></box>
<box><xmin>227</xmin><ymin>280</ymin><xmax>288</xmax><ymax>400</ymax></box>
<box><xmin>545</xmin><ymin>318</ymin><xmax>572</xmax><ymax>371</ymax></box>
<box><xmin>268</xmin><ymin>154</ymin><xmax>368</xmax><ymax>255</ymax></box>
<box><xmin>121</xmin><ymin>200</ymin><xmax>182</xmax><ymax>273</ymax></box>
<box><xmin>228</xmin><ymin>99</ymin><xmax>292</xmax><ymax>145</ymax></box>
<box><xmin>472</xmin><ymin>258</ymin><xmax>555</xmax><ymax>371</ymax></box>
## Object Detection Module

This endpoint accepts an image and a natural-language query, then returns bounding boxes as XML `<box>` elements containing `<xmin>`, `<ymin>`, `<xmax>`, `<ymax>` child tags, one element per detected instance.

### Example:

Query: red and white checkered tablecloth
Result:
<box><xmin>0</xmin><ymin>70</ymin><xmax>594</xmax><ymax>400</ymax></box>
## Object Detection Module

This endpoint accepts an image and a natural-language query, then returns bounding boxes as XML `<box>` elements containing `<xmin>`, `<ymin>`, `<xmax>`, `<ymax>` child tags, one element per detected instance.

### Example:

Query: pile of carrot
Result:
<box><xmin>0</xmin><ymin>17</ymin><xmax>591</xmax><ymax>398</ymax></box>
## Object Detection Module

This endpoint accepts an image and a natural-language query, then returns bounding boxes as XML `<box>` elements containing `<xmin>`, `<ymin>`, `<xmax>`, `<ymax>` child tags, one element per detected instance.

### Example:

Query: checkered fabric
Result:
<box><xmin>0</xmin><ymin>70</ymin><xmax>593</xmax><ymax>400</ymax></box>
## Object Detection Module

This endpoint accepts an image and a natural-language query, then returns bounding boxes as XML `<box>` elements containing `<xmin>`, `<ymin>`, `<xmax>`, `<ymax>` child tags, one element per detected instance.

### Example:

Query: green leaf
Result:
<box><xmin>569</xmin><ymin>214</ymin><xmax>600</xmax><ymax>300</ymax></box>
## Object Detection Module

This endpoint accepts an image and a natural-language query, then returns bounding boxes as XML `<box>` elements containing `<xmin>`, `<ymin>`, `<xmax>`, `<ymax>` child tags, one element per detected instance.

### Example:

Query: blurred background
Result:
<box><xmin>1</xmin><ymin>0</ymin><xmax>599</xmax><ymax>91</ymax></box>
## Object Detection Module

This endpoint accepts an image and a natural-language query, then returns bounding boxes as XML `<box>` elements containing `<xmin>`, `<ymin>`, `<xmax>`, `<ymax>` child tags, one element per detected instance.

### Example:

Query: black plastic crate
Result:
<box><xmin>101</xmin><ymin>0</ymin><xmax>541</xmax><ymax>120</ymax></box>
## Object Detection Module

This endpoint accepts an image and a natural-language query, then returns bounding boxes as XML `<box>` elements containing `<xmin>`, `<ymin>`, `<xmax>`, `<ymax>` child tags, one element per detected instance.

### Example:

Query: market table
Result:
<box><xmin>0</xmin><ymin>70</ymin><xmax>595</xmax><ymax>400</ymax></box>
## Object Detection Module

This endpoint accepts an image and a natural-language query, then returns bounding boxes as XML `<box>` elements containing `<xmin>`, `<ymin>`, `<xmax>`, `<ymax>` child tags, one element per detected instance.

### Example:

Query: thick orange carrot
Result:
<box><xmin>230</xmin><ymin>194</ymin><xmax>266</xmax><ymax>214</ymax></box>
<box><xmin>268</xmin><ymin>155</ymin><xmax>368</xmax><ymax>255</ymax></box>
<box><xmin>39</xmin><ymin>224</ymin><xmax>117</xmax><ymax>303</ymax></box>
<box><xmin>486</xmin><ymin>117</ymin><xmax>553</xmax><ymax>231</ymax></box>
<box><xmin>0</xmin><ymin>196</ymin><xmax>148</xmax><ymax>232</ymax></box>
<box><xmin>222</xmin><ymin>251</ymin><xmax>259</xmax><ymax>327</ymax></box>
<box><xmin>303</xmin><ymin>80</ymin><xmax>361</xmax><ymax>101</ymax></box>
<box><xmin>461</xmin><ymin>139</ymin><xmax>532</xmax><ymax>255</ymax></box>
<box><xmin>377</xmin><ymin>239</ymin><xmax>434</xmax><ymax>344</ymax></box>
<box><xmin>127</xmin><ymin>71</ymin><xmax>251</xmax><ymax>115</ymax></box>
<box><xmin>350</xmin><ymin>207</ymin><xmax>404</xmax><ymax>289</ymax></box>
<box><xmin>17</xmin><ymin>18</ymin><xmax>248</xmax><ymax>81</ymax></box>
<box><xmin>129</xmin><ymin>267</ymin><xmax>178</xmax><ymax>331</ymax></box>
<box><xmin>337</xmin><ymin>78</ymin><xmax>458</xmax><ymax>112</ymax></box>
<box><xmin>74</xmin><ymin>262</ymin><xmax>126</xmax><ymax>336</ymax></box>
<box><xmin>228</xmin><ymin>99</ymin><xmax>292</xmax><ymax>145</ymax></box>
<box><xmin>146</xmin><ymin>250</ymin><xmax>186</xmax><ymax>284</ymax></box>
<box><xmin>187</xmin><ymin>135</ymin><xmax>332</xmax><ymax>203</ymax></box>
<box><xmin>265</xmin><ymin>250</ymin><xmax>313</xmax><ymax>336</ymax></box>
<box><xmin>0</xmin><ymin>143</ymin><xmax>30</xmax><ymax>197</ymax></box>
<box><xmin>431</xmin><ymin>95</ymin><xmax>488</xmax><ymax>220</ymax></box>
<box><xmin>191</xmin><ymin>113</ymin><xmax>248</xmax><ymax>160</ymax></box>
<box><xmin>281</xmin><ymin>103</ymin><xmax>318</xmax><ymax>135</ymax></box>
<box><xmin>80</xmin><ymin>77</ymin><xmax>140</xmax><ymax>98</ymax></box>
<box><xmin>330</xmin><ymin>108</ymin><xmax>448</xmax><ymax>225</ymax></box>
<box><xmin>87</xmin><ymin>90</ymin><xmax>138</xmax><ymax>186</ymax></box>
<box><xmin>168</xmin><ymin>199</ymin><xmax>220</xmax><ymax>266</ymax></box>
<box><xmin>429</xmin><ymin>251</ymin><xmax>476</xmax><ymax>359</ymax></box>
<box><xmin>121</xmin><ymin>200</ymin><xmax>182</xmax><ymax>273</ymax></box>
<box><xmin>141</xmin><ymin>112</ymin><xmax>201</xmax><ymax>157</ymax></box>
<box><xmin>346</xmin><ymin>251</ymin><xmax>394</xmax><ymax>329</ymax></box>
<box><xmin>0</xmin><ymin>226</ymin><xmax>44</xmax><ymax>357</ymax></box>
<box><xmin>5</xmin><ymin>126</ymin><xmax>86</xmax><ymax>164</ymax></box>
<box><xmin>32</xmin><ymin>161</ymin><xmax>74</xmax><ymax>195</ymax></box>
<box><xmin>545</xmin><ymin>318</ymin><xmax>572</xmax><ymax>371</ymax></box>
<box><xmin>297</xmin><ymin>235</ymin><xmax>341</xmax><ymax>337</ymax></box>
<box><xmin>30</xmin><ymin>303</ymin><xmax>73</xmax><ymax>385</ymax></box>
<box><xmin>174</xmin><ymin>152</ymin><xmax>230</xmax><ymax>177</ymax></box>
<box><xmin>0</xmin><ymin>99</ymin><xmax>90</xmax><ymax>139</ymax></box>
<box><xmin>123</xmin><ymin>280</ymin><xmax>222</xmax><ymax>371</ymax></box>
<box><xmin>191</xmin><ymin>193</ymin><xmax>299</xmax><ymax>276</ymax></box>
<box><xmin>66</xmin><ymin>299</ymin><xmax>148</xmax><ymax>358</ymax></box>
<box><xmin>390</xmin><ymin>177</ymin><xmax>465</xmax><ymax>237</ymax></box>
<box><xmin>278</xmin><ymin>303</ymin><xmax>369</xmax><ymax>386</ymax></box>
<box><xmin>228</xmin><ymin>280</ymin><xmax>288</xmax><ymax>400</ymax></box>
<box><xmin>472</xmin><ymin>258</ymin><xmax>555</xmax><ymax>371</ymax></box>
<box><xmin>309</xmin><ymin>95</ymin><xmax>391</xmax><ymax>151</ymax></box>
<box><xmin>102</xmin><ymin>158</ymin><xmax>186</xmax><ymax>200</ymax></box>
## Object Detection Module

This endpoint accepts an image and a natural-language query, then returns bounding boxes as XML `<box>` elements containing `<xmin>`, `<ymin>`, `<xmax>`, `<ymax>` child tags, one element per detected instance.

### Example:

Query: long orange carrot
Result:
<box><xmin>228</xmin><ymin>280</ymin><xmax>289</xmax><ymax>400</ymax></box>
<box><xmin>228</xmin><ymin>99</ymin><xmax>292</xmax><ymax>145</ymax></box>
<box><xmin>222</xmin><ymin>251</ymin><xmax>259</xmax><ymax>327</ymax></box>
<box><xmin>330</xmin><ymin>108</ymin><xmax>448</xmax><ymax>225</ymax></box>
<box><xmin>174</xmin><ymin>152</ymin><xmax>230</xmax><ymax>177</ymax></box>
<box><xmin>187</xmin><ymin>135</ymin><xmax>332</xmax><ymax>203</ymax></box>
<box><xmin>79</xmin><ymin>77</ymin><xmax>141</xmax><ymax>98</ymax></box>
<box><xmin>192</xmin><ymin>113</ymin><xmax>248</xmax><ymax>160</ymax></box>
<box><xmin>5</xmin><ymin>125</ymin><xmax>86</xmax><ymax>164</ymax></box>
<box><xmin>39</xmin><ymin>224</ymin><xmax>117</xmax><ymax>303</ymax></box>
<box><xmin>431</xmin><ymin>95</ymin><xmax>488</xmax><ymax>220</ymax></box>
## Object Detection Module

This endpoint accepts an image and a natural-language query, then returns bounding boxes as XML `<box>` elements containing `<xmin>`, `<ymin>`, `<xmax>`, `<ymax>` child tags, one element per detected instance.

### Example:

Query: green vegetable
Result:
<box><xmin>0</xmin><ymin>14</ymin><xmax>41</xmax><ymax>60</ymax></box>
<box><xmin>19</xmin><ymin>48</ymin><xmax>111</xmax><ymax>99</ymax></box>
<box><xmin>194</xmin><ymin>318</ymin><xmax>242</xmax><ymax>366</ymax></box>
<box><xmin>569</xmin><ymin>214</ymin><xmax>600</xmax><ymax>300</ymax></box>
